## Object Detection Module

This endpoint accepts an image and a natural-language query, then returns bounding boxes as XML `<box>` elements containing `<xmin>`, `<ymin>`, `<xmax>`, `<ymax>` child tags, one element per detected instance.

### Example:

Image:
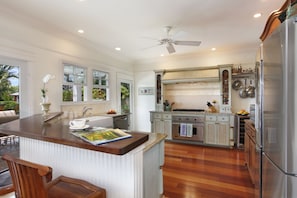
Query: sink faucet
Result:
<box><xmin>82</xmin><ymin>106</ymin><xmax>93</xmax><ymax>117</ymax></box>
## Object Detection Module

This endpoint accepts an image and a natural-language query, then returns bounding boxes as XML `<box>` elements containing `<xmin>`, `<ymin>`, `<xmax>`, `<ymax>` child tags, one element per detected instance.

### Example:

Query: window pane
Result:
<box><xmin>63</xmin><ymin>85</ymin><xmax>73</xmax><ymax>101</ymax></box>
<box><xmin>74</xmin><ymin>67</ymin><xmax>84</xmax><ymax>75</ymax></box>
<box><xmin>92</xmin><ymin>70</ymin><xmax>109</xmax><ymax>101</ymax></box>
<box><xmin>63</xmin><ymin>64</ymin><xmax>87</xmax><ymax>102</ymax></box>
<box><xmin>75</xmin><ymin>75</ymin><xmax>85</xmax><ymax>84</ymax></box>
<box><xmin>101</xmin><ymin>73</ymin><xmax>108</xmax><ymax>86</ymax></box>
<box><xmin>64</xmin><ymin>65</ymin><xmax>73</xmax><ymax>73</ymax></box>
<box><xmin>93</xmin><ymin>70</ymin><xmax>108</xmax><ymax>86</ymax></box>
<box><xmin>93</xmin><ymin>77</ymin><xmax>100</xmax><ymax>85</ymax></box>
<box><xmin>92</xmin><ymin>88</ymin><xmax>106</xmax><ymax>100</ymax></box>
<box><xmin>64</xmin><ymin>73</ymin><xmax>74</xmax><ymax>83</ymax></box>
<box><xmin>72</xmin><ymin>85</ymin><xmax>84</xmax><ymax>102</ymax></box>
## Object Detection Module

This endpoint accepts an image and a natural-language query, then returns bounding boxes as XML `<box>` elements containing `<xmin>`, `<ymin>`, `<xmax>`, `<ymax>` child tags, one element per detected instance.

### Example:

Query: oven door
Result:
<box><xmin>172</xmin><ymin>122</ymin><xmax>204</xmax><ymax>142</ymax></box>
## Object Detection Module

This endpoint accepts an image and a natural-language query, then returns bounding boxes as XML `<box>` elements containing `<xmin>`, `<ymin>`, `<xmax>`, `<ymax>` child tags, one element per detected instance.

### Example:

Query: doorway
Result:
<box><xmin>118</xmin><ymin>77</ymin><xmax>133</xmax><ymax>130</ymax></box>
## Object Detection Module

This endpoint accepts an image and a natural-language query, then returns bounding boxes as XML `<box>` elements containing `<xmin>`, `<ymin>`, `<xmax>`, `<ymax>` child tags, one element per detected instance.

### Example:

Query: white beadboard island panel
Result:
<box><xmin>20</xmin><ymin>133</ymin><xmax>166</xmax><ymax>198</ymax></box>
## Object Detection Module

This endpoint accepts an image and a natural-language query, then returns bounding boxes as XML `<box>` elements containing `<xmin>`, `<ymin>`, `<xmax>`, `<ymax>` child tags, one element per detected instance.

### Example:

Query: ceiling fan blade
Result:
<box><xmin>166</xmin><ymin>43</ymin><xmax>176</xmax><ymax>54</ymax></box>
<box><xmin>173</xmin><ymin>40</ymin><xmax>201</xmax><ymax>46</ymax></box>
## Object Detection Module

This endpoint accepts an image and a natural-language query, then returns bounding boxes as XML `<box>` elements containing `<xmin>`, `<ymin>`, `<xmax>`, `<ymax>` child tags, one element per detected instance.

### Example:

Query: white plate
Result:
<box><xmin>69</xmin><ymin>125</ymin><xmax>90</xmax><ymax>130</ymax></box>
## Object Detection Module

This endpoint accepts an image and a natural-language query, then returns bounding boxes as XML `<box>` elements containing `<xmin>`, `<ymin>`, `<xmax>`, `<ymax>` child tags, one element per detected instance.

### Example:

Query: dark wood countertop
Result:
<box><xmin>0</xmin><ymin>114</ymin><xmax>149</xmax><ymax>155</ymax></box>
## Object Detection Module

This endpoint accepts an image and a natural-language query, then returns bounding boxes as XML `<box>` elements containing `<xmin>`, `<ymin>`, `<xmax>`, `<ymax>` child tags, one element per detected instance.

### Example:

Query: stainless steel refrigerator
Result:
<box><xmin>261</xmin><ymin>15</ymin><xmax>297</xmax><ymax>198</ymax></box>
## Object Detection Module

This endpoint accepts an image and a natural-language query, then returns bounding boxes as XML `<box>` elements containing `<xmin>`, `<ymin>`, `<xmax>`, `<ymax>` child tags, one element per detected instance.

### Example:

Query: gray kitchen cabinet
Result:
<box><xmin>150</xmin><ymin>112</ymin><xmax>172</xmax><ymax>139</ymax></box>
<box><xmin>205</xmin><ymin>114</ymin><xmax>230</xmax><ymax>146</ymax></box>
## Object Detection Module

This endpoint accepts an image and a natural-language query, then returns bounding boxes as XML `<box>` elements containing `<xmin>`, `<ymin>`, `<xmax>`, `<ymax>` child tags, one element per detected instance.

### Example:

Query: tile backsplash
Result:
<box><xmin>163</xmin><ymin>82</ymin><xmax>220</xmax><ymax>110</ymax></box>
<box><xmin>60</xmin><ymin>102</ymin><xmax>112</xmax><ymax>119</ymax></box>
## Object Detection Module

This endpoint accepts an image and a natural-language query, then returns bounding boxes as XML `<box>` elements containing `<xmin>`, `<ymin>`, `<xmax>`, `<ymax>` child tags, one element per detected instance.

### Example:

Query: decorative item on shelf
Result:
<box><xmin>40</xmin><ymin>74</ymin><xmax>55</xmax><ymax>116</ymax></box>
<box><xmin>207</xmin><ymin>101</ymin><xmax>218</xmax><ymax>113</ymax></box>
<box><xmin>212</xmin><ymin>100</ymin><xmax>219</xmax><ymax>112</ymax></box>
<box><xmin>40</xmin><ymin>103</ymin><xmax>51</xmax><ymax>116</ymax></box>
<box><xmin>163</xmin><ymin>100</ymin><xmax>175</xmax><ymax>111</ymax></box>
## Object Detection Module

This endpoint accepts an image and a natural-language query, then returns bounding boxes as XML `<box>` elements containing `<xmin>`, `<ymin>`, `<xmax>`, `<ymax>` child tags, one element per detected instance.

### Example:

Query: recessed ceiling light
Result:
<box><xmin>115</xmin><ymin>47</ymin><xmax>121</xmax><ymax>51</ymax></box>
<box><xmin>211</xmin><ymin>48</ymin><xmax>216</xmax><ymax>51</ymax></box>
<box><xmin>160</xmin><ymin>54</ymin><xmax>164</xmax><ymax>57</ymax></box>
<box><xmin>254</xmin><ymin>13</ymin><xmax>262</xmax><ymax>18</ymax></box>
<box><xmin>78</xmin><ymin>29</ymin><xmax>84</xmax><ymax>34</ymax></box>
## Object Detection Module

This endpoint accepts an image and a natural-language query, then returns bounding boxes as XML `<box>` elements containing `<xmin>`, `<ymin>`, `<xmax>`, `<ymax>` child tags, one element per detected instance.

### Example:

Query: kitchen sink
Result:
<box><xmin>85</xmin><ymin>116</ymin><xmax>113</xmax><ymax>128</ymax></box>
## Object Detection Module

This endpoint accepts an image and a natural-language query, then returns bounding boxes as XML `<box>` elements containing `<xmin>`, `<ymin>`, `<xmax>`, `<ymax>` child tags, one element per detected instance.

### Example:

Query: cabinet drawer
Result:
<box><xmin>153</xmin><ymin>114</ymin><xmax>162</xmax><ymax>119</ymax></box>
<box><xmin>218</xmin><ymin>116</ymin><xmax>229</xmax><ymax>122</ymax></box>
<box><xmin>163</xmin><ymin>114</ymin><xmax>172</xmax><ymax>120</ymax></box>
<box><xmin>206</xmin><ymin>115</ymin><xmax>217</xmax><ymax>122</ymax></box>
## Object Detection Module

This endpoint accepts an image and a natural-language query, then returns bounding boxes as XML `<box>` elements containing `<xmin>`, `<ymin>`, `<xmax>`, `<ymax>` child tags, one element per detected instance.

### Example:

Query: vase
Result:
<box><xmin>41</xmin><ymin>96</ymin><xmax>49</xmax><ymax>104</ymax></box>
<box><xmin>40</xmin><ymin>103</ymin><xmax>51</xmax><ymax>116</ymax></box>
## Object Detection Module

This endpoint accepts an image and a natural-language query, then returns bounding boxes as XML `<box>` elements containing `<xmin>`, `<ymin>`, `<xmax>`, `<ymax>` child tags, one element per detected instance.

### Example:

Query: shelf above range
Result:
<box><xmin>232</xmin><ymin>72</ymin><xmax>255</xmax><ymax>79</ymax></box>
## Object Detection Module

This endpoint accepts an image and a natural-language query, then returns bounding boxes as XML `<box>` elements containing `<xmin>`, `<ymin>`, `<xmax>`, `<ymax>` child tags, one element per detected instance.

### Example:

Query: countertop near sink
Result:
<box><xmin>97</xmin><ymin>113</ymin><xmax>130</xmax><ymax>118</ymax></box>
<box><xmin>0</xmin><ymin>114</ymin><xmax>150</xmax><ymax>155</ymax></box>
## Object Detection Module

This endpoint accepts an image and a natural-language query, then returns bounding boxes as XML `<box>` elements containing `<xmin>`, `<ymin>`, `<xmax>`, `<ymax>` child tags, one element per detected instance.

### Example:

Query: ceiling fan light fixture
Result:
<box><xmin>144</xmin><ymin>26</ymin><xmax>202</xmax><ymax>54</ymax></box>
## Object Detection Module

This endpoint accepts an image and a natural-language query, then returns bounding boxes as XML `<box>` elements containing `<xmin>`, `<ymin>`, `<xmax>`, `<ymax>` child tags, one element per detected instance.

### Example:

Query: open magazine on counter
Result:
<box><xmin>71</xmin><ymin>127</ymin><xmax>132</xmax><ymax>145</ymax></box>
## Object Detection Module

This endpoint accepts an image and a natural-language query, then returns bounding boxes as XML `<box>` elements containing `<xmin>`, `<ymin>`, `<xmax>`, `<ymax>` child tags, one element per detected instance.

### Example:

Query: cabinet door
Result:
<box><xmin>217</xmin><ymin>122</ymin><xmax>230</xmax><ymax>146</ymax></box>
<box><xmin>153</xmin><ymin>119</ymin><xmax>164</xmax><ymax>133</ymax></box>
<box><xmin>163</xmin><ymin>119</ymin><xmax>172</xmax><ymax>139</ymax></box>
<box><xmin>249</xmin><ymin>138</ymin><xmax>256</xmax><ymax>184</ymax></box>
<box><xmin>205</xmin><ymin>122</ymin><xmax>216</xmax><ymax>144</ymax></box>
<box><xmin>244</xmin><ymin>132</ymin><xmax>250</xmax><ymax>165</ymax></box>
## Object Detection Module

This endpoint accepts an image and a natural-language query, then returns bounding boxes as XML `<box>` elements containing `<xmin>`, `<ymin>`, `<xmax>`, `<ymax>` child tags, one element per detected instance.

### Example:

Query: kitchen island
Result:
<box><xmin>0</xmin><ymin>114</ymin><xmax>166</xmax><ymax>198</ymax></box>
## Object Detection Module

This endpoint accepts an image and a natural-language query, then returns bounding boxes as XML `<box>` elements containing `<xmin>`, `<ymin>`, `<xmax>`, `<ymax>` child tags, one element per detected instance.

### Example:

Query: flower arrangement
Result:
<box><xmin>41</xmin><ymin>74</ymin><xmax>55</xmax><ymax>103</ymax></box>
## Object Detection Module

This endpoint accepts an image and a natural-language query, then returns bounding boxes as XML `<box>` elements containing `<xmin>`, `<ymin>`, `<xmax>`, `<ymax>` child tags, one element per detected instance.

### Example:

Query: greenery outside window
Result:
<box><xmin>0</xmin><ymin>64</ymin><xmax>19</xmax><ymax>112</ymax></box>
<box><xmin>92</xmin><ymin>70</ymin><xmax>109</xmax><ymax>101</ymax></box>
<box><xmin>63</xmin><ymin>64</ymin><xmax>87</xmax><ymax>102</ymax></box>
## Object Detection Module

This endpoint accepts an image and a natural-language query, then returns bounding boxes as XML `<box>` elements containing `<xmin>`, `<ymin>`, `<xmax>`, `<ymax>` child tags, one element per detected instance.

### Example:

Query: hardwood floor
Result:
<box><xmin>163</xmin><ymin>142</ymin><xmax>255</xmax><ymax>198</ymax></box>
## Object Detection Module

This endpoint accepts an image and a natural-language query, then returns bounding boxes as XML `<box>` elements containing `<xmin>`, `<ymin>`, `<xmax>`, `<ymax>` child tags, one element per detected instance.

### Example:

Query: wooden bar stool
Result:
<box><xmin>1</xmin><ymin>154</ymin><xmax>106</xmax><ymax>198</ymax></box>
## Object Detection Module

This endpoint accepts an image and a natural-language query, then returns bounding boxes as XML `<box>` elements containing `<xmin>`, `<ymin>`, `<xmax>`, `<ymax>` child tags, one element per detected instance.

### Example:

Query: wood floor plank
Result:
<box><xmin>163</xmin><ymin>142</ymin><xmax>255</xmax><ymax>198</ymax></box>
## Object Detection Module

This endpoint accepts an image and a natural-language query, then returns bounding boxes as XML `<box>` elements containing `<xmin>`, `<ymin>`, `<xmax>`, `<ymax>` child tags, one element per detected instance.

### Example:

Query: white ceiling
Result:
<box><xmin>1</xmin><ymin>0</ymin><xmax>283</xmax><ymax>62</ymax></box>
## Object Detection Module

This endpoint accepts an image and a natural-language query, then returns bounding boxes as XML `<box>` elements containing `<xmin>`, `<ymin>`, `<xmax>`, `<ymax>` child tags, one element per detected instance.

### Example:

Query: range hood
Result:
<box><xmin>161</xmin><ymin>67</ymin><xmax>220</xmax><ymax>84</ymax></box>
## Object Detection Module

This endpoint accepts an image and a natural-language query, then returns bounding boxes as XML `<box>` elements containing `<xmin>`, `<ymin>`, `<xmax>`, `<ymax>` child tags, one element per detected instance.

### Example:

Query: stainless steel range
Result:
<box><xmin>172</xmin><ymin>110</ymin><xmax>205</xmax><ymax>142</ymax></box>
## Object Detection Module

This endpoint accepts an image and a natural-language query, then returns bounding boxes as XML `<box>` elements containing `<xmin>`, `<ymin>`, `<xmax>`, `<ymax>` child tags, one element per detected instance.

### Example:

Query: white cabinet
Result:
<box><xmin>155</xmin><ymin>72</ymin><xmax>164</xmax><ymax>111</ymax></box>
<box><xmin>205</xmin><ymin>114</ymin><xmax>230</xmax><ymax>146</ymax></box>
<box><xmin>150</xmin><ymin>112</ymin><xmax>172</xmax><ymax>139</ymax></box>
<box><xmin>144</xmin><ymin>140</ymin><xmax>165</xmax><ymax>198</ymax></box>
<box><xmin>219</xmin><ymin>65</ymin><xmax>232</xmax><ymax>113</ymax></box>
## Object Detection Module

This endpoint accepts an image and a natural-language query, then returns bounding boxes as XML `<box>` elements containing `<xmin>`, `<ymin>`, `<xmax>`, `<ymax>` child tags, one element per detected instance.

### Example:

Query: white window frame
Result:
<box><xmin>92</xmin><ymin>69</ymin><xmax>110</xmax><ymax>101</ymax></box>
<box><xmin>62</xmin><ymin>63</ymin><xmax>87</xmax><ymax>102</ymax></box>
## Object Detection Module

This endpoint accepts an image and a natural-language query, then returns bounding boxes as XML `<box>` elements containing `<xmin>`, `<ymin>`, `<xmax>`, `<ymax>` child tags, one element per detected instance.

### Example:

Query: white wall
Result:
<box><xmin>134</xmin><ymin>71</ymin><xmax>155</xmax><ymax>132</ymax></box>
<box><xmin>0</xmin><ymin>9</ymin><xmax>133</xmax><ymax>118</ymax></box>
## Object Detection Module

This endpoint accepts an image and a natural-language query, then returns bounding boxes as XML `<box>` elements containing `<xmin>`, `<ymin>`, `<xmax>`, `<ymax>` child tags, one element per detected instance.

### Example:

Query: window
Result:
<box><xmin>0</xmin><ymin>64</ymin><xmax>19</xmax><ymax>112</ymax></box>
<box><xmin>92</xmin><ymin>70</ymin><xmax>109</xmax><ymax>101</ymax></box>
<box><xmin>63</xmin><ymin>64</ymin><xmax>87</xmax><ymax>102</ymax></box>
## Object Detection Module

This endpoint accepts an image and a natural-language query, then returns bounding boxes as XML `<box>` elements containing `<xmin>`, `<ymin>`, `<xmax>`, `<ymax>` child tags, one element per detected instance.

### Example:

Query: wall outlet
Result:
<box><xmin>220</xmin><ymin>106</ymin><xmax>232</xmax><ymax>113</ymax></box>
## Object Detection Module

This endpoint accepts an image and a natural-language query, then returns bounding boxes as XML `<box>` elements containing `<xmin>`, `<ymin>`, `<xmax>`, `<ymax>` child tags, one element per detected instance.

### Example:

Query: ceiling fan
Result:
<box><xmin>156</xmin><ymin>26</ymin><xmax>202</xmax><ymax>54</ymax></box>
